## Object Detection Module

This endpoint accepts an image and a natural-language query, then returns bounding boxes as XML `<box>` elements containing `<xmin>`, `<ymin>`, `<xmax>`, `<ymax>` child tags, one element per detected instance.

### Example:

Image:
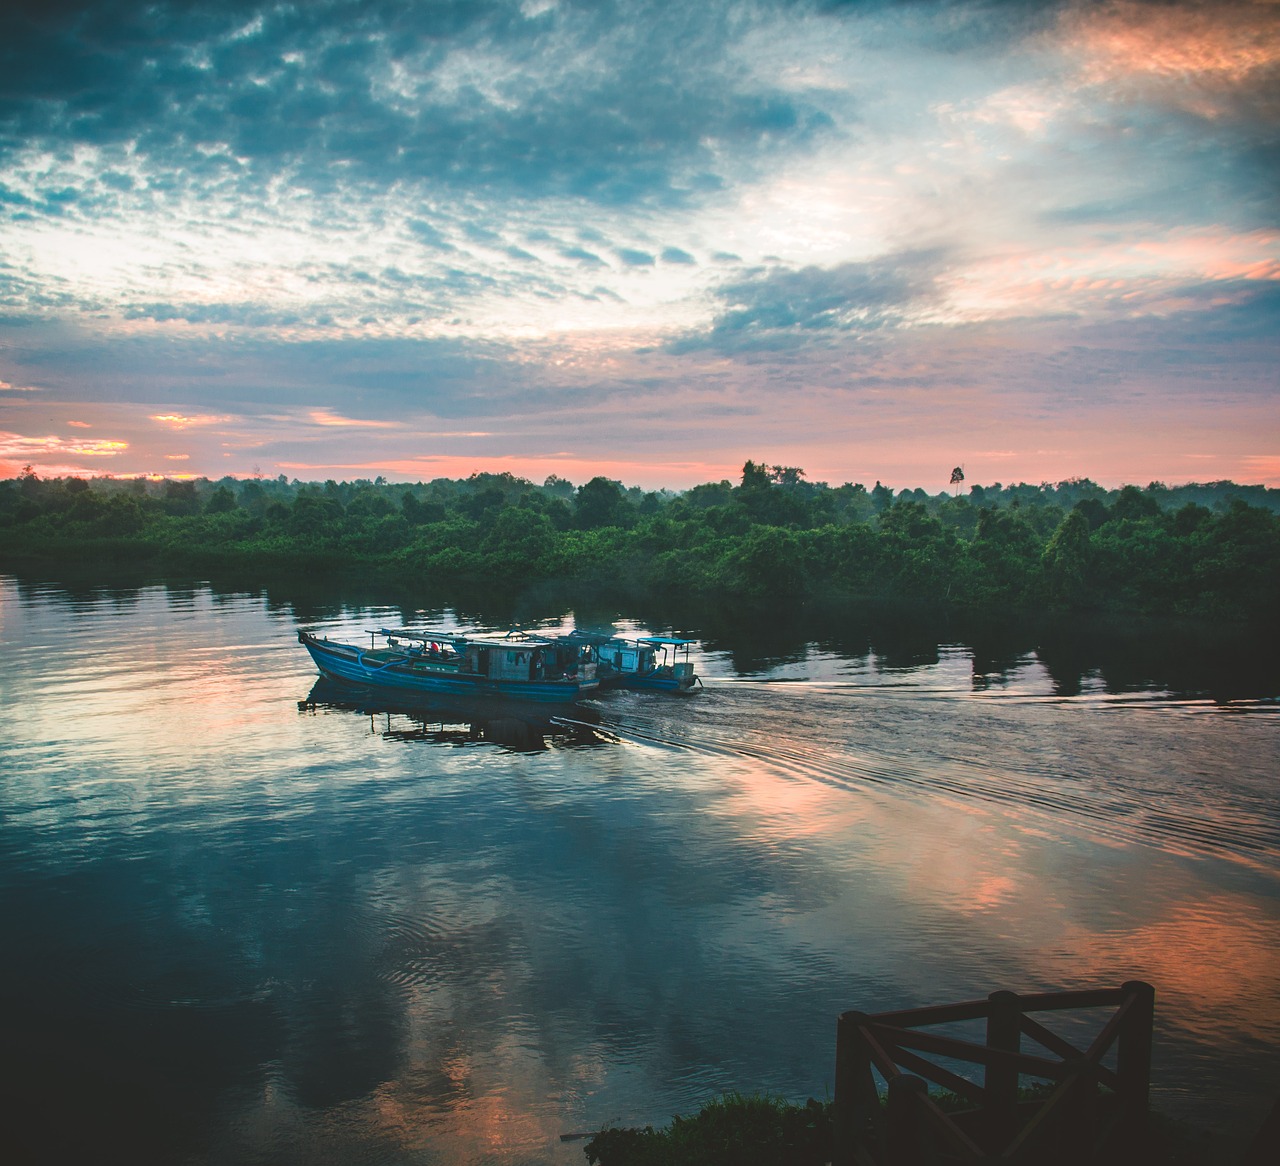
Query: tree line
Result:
<box><xmin>2</xmin><ymin>463</ymin><xmax>1276</xmax><ymax>622</ymax></box>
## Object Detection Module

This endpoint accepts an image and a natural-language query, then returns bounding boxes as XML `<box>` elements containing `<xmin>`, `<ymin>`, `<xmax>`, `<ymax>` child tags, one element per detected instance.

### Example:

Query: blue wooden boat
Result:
<box><xmin>298</xmin><ymin>628</ymin><xmax>599</xmax><ymax>703</ymax></box>
<box><xmin>561</xmin><ymin>632</ymin><xmax>699</xmax><ymax>692</ymax></box>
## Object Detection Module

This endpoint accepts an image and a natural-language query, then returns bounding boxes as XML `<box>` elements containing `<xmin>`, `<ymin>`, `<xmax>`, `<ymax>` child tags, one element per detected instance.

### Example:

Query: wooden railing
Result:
<box><xmin>832</xmin><ymin>981</ymin><xmax>1155</xmax><ymax>1165</ymax></box>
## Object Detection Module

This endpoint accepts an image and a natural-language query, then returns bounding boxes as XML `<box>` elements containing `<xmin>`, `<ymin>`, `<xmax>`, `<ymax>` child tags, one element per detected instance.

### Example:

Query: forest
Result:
<box><xmin>2</xmin><ymin>463</ymin><xmax>1277</xmax><ymax>623</ymax></box>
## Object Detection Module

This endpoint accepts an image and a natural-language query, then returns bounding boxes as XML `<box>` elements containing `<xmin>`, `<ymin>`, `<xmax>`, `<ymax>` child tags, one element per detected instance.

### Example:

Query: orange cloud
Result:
<box><xmin>1073</xmin><ymin>1</ymin><xmax>1280</xmax><ymax>79</ymax></box>
<box><xmin>1064</xmin><ymin>0</ymin><xmax>1280</xmax><ymax>115</ymax></box>
<box><xmin>0</xmin><ymin>431</ymin><xmax>128</xmax><ymax>458</ymax></box>
<box><xmin>307</xmin><ymin>409</ymin><xmax>396</xmax><ymax>429</ymax></box>
<box><xmin>150</xmin><ymin>413</ymin><xmax>231</xmax><ymax>428</ymax></box>
<box><xmin>1241</xmin><ymin>455</ymin><xmax>1280</xmax><ymax>483</ymax></box>
<box><xmin>945</xmin><ymin>229</ymin><xmax>1280</xmax><ymax>320</ymax></box>
<box><xmin>275</xmin><ymin>454</ymin><xmax>742</xmax><ymax>490</ymax></box>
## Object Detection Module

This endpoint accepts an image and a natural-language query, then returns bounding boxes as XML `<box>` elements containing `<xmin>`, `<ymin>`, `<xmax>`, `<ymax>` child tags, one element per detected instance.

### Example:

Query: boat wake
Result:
<box><xmin>590</xmin><ymin>682</ymin><xmax>1280</xmax><ymax>874</ymax></box>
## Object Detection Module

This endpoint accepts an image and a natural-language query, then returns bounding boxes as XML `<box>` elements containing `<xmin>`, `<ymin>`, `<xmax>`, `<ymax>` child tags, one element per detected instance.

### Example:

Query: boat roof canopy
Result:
<box><xmin>564</xmin><ymin>631</ymin><xmax>694</xmax><ymax>649</ymax></box>
<box><xmin>379</xmin><ymin>628</ymin><xmax>559</xmax><ymax>649</ymax></box>
<box><xmin>379</xmin><ymin>628</ymin><xmax>461</xmax><ymax>642</ymax></box>
<box><xmin>468</xmin><ymin>635</ymin><xmax>556</xmax><ymax>648</ymax></box>
<box><xmin>379</xmin><ymin>627</ymin><xmax>689</xmax><ymax>649</ymax></box>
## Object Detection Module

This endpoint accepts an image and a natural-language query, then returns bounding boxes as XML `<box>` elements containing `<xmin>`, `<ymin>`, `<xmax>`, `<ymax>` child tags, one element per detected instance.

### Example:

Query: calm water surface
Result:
<box><xmin>1</xmin><ymin>577</ymin><xmax>1277</xmax><ymax>1164</ymax></box>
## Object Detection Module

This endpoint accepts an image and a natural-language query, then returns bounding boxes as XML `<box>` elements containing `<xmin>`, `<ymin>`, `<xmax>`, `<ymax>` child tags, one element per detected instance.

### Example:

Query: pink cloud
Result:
<box><xmin>307</xmin><ymin>409</ymin><xmax>396</xmax><ymax>429</ymax></box>
<box><xmin>0</xmin><ymin>431</ymin><xmax>128</xmax><ymax>459</ymax></box>
<box><xmin>1065</xmin><ymin>0</ymin><xmax>1280</xmax><ymax>97</ymax></box>
<box><xmin>276</xmin><ymin>455</ymin><xmax>742</xmax><ymax>491</ymax></box>
<box><xmin>150</xmin><ymin>413</ymin><xmax>232</xmax><ymax>429</ymax></box>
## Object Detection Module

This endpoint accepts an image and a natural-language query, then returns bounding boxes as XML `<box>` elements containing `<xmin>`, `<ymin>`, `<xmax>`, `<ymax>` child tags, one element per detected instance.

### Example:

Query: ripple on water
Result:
<box><xmin>593</xmin><ymin>681</ymin><xmax>1280</xmax><ymax>872</ymax></box>
<box><xmin>3</xmin><ymin>578</ymin><xmax>1279</xmax><ymax>1161</ymax></box>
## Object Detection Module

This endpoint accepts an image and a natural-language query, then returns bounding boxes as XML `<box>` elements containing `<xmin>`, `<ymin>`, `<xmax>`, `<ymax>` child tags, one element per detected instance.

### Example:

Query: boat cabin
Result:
<box><xmin>636</xmin><ymin>636</ymin><xmax>696</xmax><ymax>684</ymax></box>
<box><xmin>558</xmin><ymin>630</ymin><xmax>697</xmax><ymax>689</ymax></box>
<box><xmin>459</xmin><ymin>634</ymin><xmax>596</xmax><ymax>683</ymax></box>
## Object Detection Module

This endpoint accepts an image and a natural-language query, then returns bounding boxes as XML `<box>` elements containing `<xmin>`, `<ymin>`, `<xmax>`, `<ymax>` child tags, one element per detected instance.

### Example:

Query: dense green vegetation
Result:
<box><xmin>2</xmin><ymin>464</ymin><xmax>1277</xmax><ymax>623</ymax></box>
<box><xmin>581</xmin><ymin>1091</ymin><xmax>1222</xmax><ymax>1166</ymax></box>
<box><xmin>583</xmin><ymin>1094</ymin><xmax>832</xmax><ymax>1166</ymax></box>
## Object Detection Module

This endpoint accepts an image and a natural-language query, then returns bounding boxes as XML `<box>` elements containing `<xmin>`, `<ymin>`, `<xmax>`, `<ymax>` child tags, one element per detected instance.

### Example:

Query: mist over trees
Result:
<box><xmin>2</xmin><ymin>464</ymin><xmax>1277</xmax><ymax>623</ymax></box>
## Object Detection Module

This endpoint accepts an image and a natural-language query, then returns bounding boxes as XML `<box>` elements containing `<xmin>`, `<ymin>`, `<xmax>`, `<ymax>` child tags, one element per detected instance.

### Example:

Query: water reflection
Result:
<box><xmin>2</xmin><ymin>574</ymin><xmax>1279</xmax><ymax>1166</ymax></box>
<box><xmin>299</xmin><ymin>677</ymin><xmax>613</xmax><ymax>753</ymax></box>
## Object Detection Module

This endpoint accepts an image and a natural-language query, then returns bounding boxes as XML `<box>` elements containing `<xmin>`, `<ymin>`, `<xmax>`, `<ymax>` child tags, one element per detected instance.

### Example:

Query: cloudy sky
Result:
<box><xmin>1</xmin><ymin>0</ymin><xmax>1277</xmax><ymax>489</ymax></box>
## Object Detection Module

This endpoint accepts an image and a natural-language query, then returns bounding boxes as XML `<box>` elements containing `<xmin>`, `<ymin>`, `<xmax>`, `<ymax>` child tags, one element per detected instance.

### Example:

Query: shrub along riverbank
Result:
<box><xmin>580</xmin><ymin>1091</ymin><xmax>1227</xmax><ymax>1166</ymax></box>
<box><xmin>3</xmin><ymin>465</ymin><xmax>1277</xmax><ymax>625</ymax></box>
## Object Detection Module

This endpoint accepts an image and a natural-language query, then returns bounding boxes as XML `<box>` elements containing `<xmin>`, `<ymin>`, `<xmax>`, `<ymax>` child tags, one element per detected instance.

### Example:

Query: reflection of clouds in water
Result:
<box><xmin>3</xmin><ymin>579</ymin><xmax>1279</xmax><ymax>1159</ymax></box>
<box><xmin>1050</xmin><ymin>897</ymin><xmax>1280</xmax><ymax>1048</ymax></box>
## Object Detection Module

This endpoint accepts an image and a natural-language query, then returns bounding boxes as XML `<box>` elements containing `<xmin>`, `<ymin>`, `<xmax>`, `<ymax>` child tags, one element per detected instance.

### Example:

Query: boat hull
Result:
<box><xmin>299</xmin><ymin>632</ymin><xmax>598</xmax><ymax>704</ymax></box>
<box><xmin>616</xmin><ymin>675</ymin><xmax>696</xmax><ymax>691</ymax></box>
<box><xmin>612</xmin><ymin>671</ymin><xmax>697</xmax><ymax>692</ymax></box>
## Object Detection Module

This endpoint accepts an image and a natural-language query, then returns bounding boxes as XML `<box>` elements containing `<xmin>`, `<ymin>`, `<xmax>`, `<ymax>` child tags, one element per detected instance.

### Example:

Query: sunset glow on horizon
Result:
<box><xmin>1</xmin><ymin>0</ymin><xmax>1277</xmax><ymax>490</ymax></box>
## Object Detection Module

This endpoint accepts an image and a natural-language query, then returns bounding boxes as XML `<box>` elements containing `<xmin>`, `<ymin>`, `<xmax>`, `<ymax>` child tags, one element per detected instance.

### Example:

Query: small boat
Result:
<box><xmin>561</xmin><ymin>632</ymin><xmax>700</xmax><ymax>692</ymax></box>
<box><xmin>298</xmin><ymin>627</ymin><xmax>599</xmax><ymax>703</ymax></box>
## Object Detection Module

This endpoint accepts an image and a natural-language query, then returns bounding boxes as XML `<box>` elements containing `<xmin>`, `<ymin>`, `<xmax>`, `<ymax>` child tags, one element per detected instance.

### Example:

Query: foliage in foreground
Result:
<box><xmin>584</xmin><ymin>1094</ymin><xmax>832</xmax><ymax>1166</ymax></box>
<box><xmin>3</xmin><ymin>464</ymin><xmax>1278</xmax><ymax>623</ymax></box>
<box><xmin>582</xmin><ymin>1092</ymin><xmax>1224</xmax><ymax>1166</ymax></box>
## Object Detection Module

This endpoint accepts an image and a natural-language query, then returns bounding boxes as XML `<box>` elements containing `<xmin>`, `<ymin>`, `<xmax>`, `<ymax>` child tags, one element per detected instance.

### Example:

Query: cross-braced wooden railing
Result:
<box><xmin>833</xmin><ymin>981</ymin><xmax>1155</xmax><ymax>1165</ymax></box>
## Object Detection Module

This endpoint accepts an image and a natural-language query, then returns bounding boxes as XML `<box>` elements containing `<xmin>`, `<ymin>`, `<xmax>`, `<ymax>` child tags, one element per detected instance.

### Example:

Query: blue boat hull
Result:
<box><xmin>613</xmin><ymin>671</ymin><xmax>697</xmax><ymax>692</ymax></box>
<box><xmin>300</xmin><ymin>632</ymin><xmax>598</xmax><ymax>704</ymax></box>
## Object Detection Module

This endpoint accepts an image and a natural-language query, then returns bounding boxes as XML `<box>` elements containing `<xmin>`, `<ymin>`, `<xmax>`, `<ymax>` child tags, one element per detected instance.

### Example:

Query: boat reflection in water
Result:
<box><xmin>298</xmin><ymin>676</ymin><xmax>613</xmax><ymax>752</ymax></box>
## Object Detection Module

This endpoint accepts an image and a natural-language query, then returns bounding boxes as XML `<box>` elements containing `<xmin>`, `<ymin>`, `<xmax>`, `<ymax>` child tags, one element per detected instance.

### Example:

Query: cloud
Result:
<box><xmin>406</xmin><ymin>220</ymin><xmax>456</xmax><ymax>251</ymax></box>
<box><xmin>560</xmin><ymin>246</ymin><xmax>606</xmax><ymax>267</ymax></box>
<box><xmin>0</xmin><ymin>430</ymin><xmax>127</xmax><ymax>458</ymax></box>
<box><xmin>1065</xmin><ymin>1</ymin><xmax>1280</xmax><ymax>96</ymax></box>
<box><xmin>0</xmin><ymin>0</ymin><xmax>836</xmax><ymax>214</ymax></box>
<box><xmin>679</xmin><ymin>250</ymin><xmax>948</xmax><ymax>352</ymax></box>
<box><xmin>150</xmin><ymin>413</ymin><xmax>232</xmax><ymax>428</ymax></box>
<box><xmin>307</xmin><ymin>408</ymin><xmax>396</xmax><ymax>429</ymax></box>
<box><xmin>0</xmin><ymin>1</ymin><xmax>1276</xmax><ymax>487</ymax></box>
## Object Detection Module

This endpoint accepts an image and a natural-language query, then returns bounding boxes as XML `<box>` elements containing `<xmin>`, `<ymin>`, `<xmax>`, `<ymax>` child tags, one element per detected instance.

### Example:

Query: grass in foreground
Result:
<box><xmin>582</xmin><ymin>1092</ymin><xmax>1227</xmax><ymax>1166</ymax></box>
<box><xmin>584</xmin><ymin>1094</ymin><xmax>831</xmax><ymax>1166</ymax></box>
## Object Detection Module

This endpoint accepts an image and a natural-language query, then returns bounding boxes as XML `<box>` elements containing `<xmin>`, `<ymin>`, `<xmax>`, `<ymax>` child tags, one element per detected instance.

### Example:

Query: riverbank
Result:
<box><xmin>4</xmin><ymin>470</ymin><xmax>1278</xmax><ymax>625</ymax></box>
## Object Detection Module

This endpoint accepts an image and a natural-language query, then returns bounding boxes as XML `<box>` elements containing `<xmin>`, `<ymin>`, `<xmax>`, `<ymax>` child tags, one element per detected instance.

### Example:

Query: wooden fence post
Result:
<box><xmin>834</xmin><ymin>1011</ymin><xmax>883</xmax><ymax>1166</ymax></box>
<box><xmin>887</xmin><ymin>1074</ymin><xmax>930</xmax><ymax>1166</ymax></box>
<box><xmin>1117</xmin><ymin>981</ymin><xmax>1155</xmax><ymax>1141</ymax></box>
<box><xmin>1066</xmin><ymin>1056</ymin><xmax>1100</xmax><ymax>1161</ymax></box>
<box><xmin>984</xmin><ymin>989</ymin><xmax>1021</xmax><ymax>1148</ymax></box>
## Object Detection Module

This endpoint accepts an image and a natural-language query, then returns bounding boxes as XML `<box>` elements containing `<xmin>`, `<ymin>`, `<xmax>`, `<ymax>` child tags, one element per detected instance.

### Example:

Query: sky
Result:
<box><xmin>1</xmin><ymin>0</ymin><xmax>1277</xmax><ymax>491</ymax></box>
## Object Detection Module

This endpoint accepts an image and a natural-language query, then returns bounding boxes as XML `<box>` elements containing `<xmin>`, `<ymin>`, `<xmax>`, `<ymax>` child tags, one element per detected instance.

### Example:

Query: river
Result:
<box><xmin>1</xmin><ymin>575</ymin><xmax>1276</xmax><ymax>1163</ymax></box>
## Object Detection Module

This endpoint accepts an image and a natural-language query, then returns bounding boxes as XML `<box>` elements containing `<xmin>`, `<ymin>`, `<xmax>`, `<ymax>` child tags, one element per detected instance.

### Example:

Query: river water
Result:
<box><xmin>1</xmin><ymin>575</ymin><xmax>1277</xmax><ymax>1164</ymax></box>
